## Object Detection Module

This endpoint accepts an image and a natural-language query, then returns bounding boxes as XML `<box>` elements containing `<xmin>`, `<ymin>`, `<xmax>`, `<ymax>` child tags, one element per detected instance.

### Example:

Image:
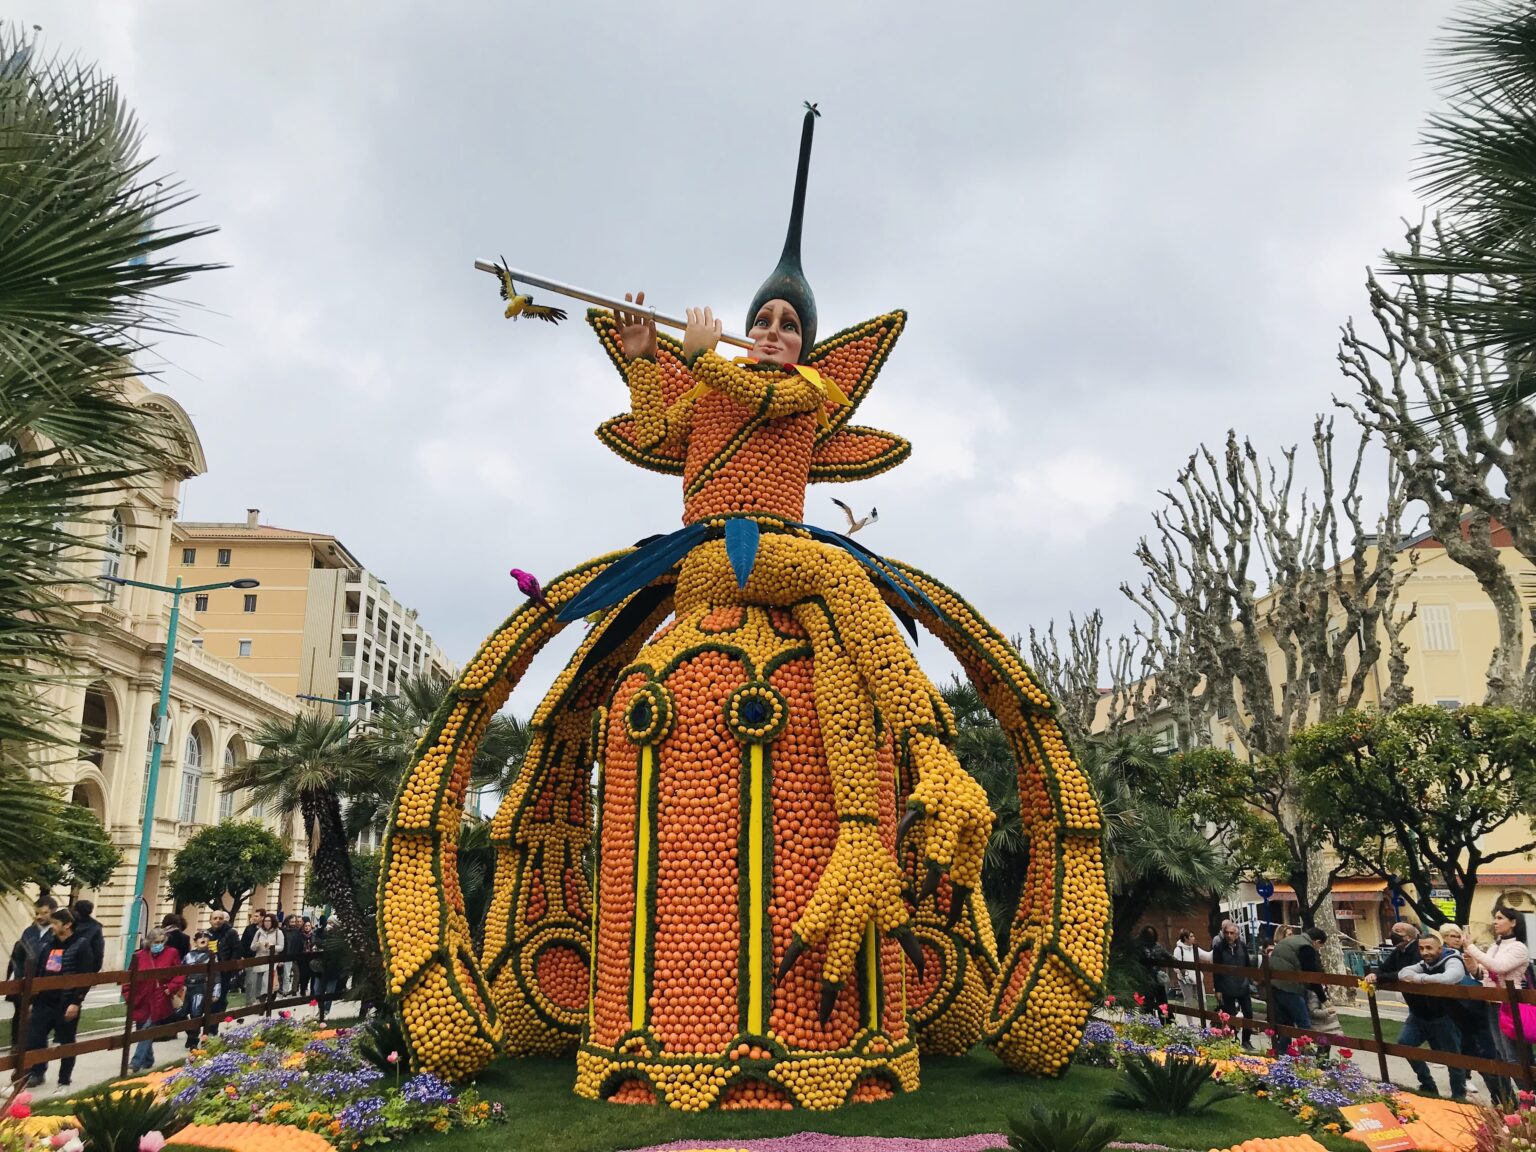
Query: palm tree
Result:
<box><xmin>1079</xmin><ymin>735</ymin><xmax>1229</xmax><ymax>945</ymax></box>
<box><xmin>0</xmin><ymin>26</ymin><xmax>216</xmax><ymax>895</ymax></box>
<box><xmin>225</xmin><ymin>713</ymin><xmax>386</xmax><ymax>996</ymax></box>
<box><xmin>356</xmin><ymin>673</ymin><xmax>530</xmax><ymax>836</ymax></box>
<box><xmin>1389</xmin><ymin>1</ymin><xmax>1536</xmax><ymax>412</ymax></box>
<box><xmin>939</xmin><ymin>678</ymin><xmax>1026</xmax><ymax>936</ymax></box>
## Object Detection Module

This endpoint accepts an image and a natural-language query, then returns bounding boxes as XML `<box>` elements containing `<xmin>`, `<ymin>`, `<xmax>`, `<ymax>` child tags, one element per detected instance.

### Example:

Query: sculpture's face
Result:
<box><xmin>750</xmin><ymin>299</ymin><xmax>803</xmax><ymax>366</ymax></box>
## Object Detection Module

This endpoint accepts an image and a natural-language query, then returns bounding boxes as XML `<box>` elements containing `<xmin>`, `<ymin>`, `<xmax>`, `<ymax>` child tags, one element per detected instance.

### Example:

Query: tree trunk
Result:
<box><xmin>304</xmin><ymin>790</ymin><xmax>384</xmax><ymax>1000</ymax></box>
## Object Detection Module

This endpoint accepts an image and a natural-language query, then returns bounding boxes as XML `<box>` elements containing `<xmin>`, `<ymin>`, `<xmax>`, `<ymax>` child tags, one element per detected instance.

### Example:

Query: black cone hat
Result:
<box><xmin>747</xmin><ymin>104</ymin><xmax>819</xmax><ymax>353</ymax></box>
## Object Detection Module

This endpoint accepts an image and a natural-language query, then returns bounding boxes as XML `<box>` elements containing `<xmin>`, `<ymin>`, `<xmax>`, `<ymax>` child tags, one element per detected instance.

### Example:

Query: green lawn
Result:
<box><xmin>394</xmin><ymin>1051</ymin><xmax>1353</xmax><ymax>1152</ymax></box>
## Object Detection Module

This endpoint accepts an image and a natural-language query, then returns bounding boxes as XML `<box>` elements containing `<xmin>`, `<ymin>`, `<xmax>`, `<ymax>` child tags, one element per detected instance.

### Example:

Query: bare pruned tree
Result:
<box><xmin>1121</xmin><ymin>419</ymin><xmax>1412</xmax><ymax>939</ymax></box>
<box><xmin>1338</xmin><ymin>220</ymin><xmax>1536</xmax><ymax>707</ymax></box>
<box><xmin>1025</xmin><ymin>613</ymin><xmax>1155</xmax><ymax>747</ymax></box>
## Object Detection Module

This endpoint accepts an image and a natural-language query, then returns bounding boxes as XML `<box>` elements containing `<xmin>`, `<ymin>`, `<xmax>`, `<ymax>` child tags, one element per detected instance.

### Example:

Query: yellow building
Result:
<box><xmin>172</xmin><ymin>512</ymin><xmax>453</xmax><ymax>715</ymax></box>
<box><xmin>3</xmin><ymin>382</ymin><xmax>308</xmax><ymax>962</ymax></box>
<box><xmin>1097</xmin><ymin>526</ymin><xmax>1536</xmax><ymax>946</ymax></box>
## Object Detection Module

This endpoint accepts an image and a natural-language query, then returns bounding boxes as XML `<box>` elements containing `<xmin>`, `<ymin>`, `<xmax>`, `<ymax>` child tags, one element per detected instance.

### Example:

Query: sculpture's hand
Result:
<box><xmin>682</xmin><ymin>305</ymin><xmax>722</xmax><ymax>361</ymax></box>
<box><xmin>899</xmin><ymin>733</ymin><xmax>993</xmax><ymax>926</ymax></box>
<box><xmin>776</xmin><ymin>821</ymin><xmax>922</xmax><ymax>1024</ymax></box>
<box><xmin>615</xmin><ymin>290</ymin><xmax>657</xmax><ymax>360</ymax></box>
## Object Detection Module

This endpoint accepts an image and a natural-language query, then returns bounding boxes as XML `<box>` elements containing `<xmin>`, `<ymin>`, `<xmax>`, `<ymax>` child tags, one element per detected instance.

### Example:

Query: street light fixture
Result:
<box><xmin>101</xmin><ymin>573</ymin><xmax>260</xmax><ymax>964</ymax></box>
<box><xmin>296</xmin><ymin>692</ymin><xmax>398</xmax><ymax>720</ymax></box>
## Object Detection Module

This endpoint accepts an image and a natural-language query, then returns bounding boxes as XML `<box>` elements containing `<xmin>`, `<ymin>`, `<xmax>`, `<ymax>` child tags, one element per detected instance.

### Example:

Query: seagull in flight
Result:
<box><xmin>832</xmin><ymin>498</ymin><xmax>877</xmax><ymax>535</ymax></box>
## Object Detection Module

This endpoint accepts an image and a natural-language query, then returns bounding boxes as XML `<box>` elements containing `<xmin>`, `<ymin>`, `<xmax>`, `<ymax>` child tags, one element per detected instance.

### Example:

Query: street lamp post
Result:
<box><xmin>103</xmin><ymin>573</ymin><xmax>259</xmax><ymax>965</ymax></box>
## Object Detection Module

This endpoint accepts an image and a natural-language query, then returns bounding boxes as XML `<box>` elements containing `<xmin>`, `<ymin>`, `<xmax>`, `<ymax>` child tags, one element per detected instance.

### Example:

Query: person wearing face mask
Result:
<box><xmin>122</xmin><ymin>926</ymin><xmax>184</xmax><ymax>1072</ymax></box>
<box><xmin>1463</xmin><ymin>906</ymin><xmax>1534</xmax><ymax>1070</ymax></box>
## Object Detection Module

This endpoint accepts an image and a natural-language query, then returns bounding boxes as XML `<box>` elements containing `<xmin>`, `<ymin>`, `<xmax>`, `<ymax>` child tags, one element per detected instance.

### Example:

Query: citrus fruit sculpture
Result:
<box><xmin>377</xmin><ymin>106</ymin><xmax>1110</xmax><ymax>1110</ymax></box>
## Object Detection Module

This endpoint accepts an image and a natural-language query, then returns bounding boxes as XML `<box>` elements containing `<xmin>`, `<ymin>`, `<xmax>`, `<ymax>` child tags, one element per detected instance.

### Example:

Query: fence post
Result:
<box><xmin>202</xmin><ymin>952</ymin><xmax>216</xmax><ymax>1043</ymax></box>
<box><xmin>264</xmin><ymin>957</ymin><xmax>275</xmax><ymax>1018</ymax></box>
<box><xmin>1261</xmin><ymin>960</ymin><xmax>1275</xmax><ymax>1044</ymax></box>
<box><xmin>12</xmin><ymin>971</ymin><xmax>33</xmax><ymax>1084</ymax></box>
<box><xmin>1191</xmin><ymin>953</ymin><xmax>1207</xmax><ymax>1021</ymax></box>
<box><xmin>1367</xmin><ymin>982</ymin><xmax>1390</xmax><ymax>1085</ymax></box>
<box><xmin>120</xmin><ymin>958</ymin><xmax>138</xmax><ymax>1078</ymax></box>
<box><xmin>1506</xmin><ymin>978</ymin><xmax>1536</xmax><ymax>1092</ymax></box>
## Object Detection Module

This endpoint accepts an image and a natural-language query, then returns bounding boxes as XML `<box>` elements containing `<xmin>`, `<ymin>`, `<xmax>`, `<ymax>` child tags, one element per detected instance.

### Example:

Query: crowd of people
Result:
<box><xmin>1135</xmin><ymin>905</ymin><xmax>1536</xmax><ymax>1106</ymax></box>
<box><xmin>6</xmin><ymin>895</ymin><xmax>344</xmax><ymax>1086</ymax></box>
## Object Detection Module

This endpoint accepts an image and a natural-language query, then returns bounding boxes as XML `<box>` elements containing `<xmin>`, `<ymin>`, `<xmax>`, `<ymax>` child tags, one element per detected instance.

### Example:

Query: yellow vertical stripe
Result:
<box><xmin>747</xmin><ymin>742</ymin><xmax>766</xmax><ymax>1034</ymax></box>
<box><xmin>864</xmin><ymin>921</ymin><xmax>878</xmax><ymax>1030</ymax></box>
<box><xmin>631</xmin><ymin>743</ymin><xmax>654</xmax><ymax>1031</ymax></box>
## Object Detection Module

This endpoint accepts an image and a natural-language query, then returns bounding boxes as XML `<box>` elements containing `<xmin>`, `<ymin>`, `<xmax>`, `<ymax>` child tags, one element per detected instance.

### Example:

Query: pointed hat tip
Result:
<box><xmin>803</xmin><ymin>100</ymin><xmax>821</xmax><ymax>118</ymax></box>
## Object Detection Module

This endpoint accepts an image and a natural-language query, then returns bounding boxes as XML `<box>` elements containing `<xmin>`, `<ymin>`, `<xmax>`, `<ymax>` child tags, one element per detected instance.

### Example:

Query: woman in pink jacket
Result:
<box><xmin>123</xmin><ymin>927</ymin><xmax>184</xmax><ymax>1072</ymax></box>
<box><xmin>1462</xmin><ymin>906</ymin><xmax>1533</xmax><ymax>1068</ymax></box>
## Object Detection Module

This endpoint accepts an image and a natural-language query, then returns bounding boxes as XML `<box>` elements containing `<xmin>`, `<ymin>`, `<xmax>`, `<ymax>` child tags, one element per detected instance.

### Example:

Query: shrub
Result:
<box><xmin>72</xmin><ymin>1091</ymin><xmax>186</xmax><ymax>1152</ymax></box>
<box><xmin>998</xmin><ymin>1104</ymin><xmax>1120</xmax><ymax>1152</ymax></box>
<box><xmin>1108</xmin><ymin>1052</ymin><xmax>1240</xmax><ymax>1116</ymax></box>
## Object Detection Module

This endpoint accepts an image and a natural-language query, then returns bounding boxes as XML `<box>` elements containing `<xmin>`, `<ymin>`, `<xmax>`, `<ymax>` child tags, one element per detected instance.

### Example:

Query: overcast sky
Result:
<box><xmin>8</xmin><ymin>2</ymin><xmax>1451</xmax><ymax>704</ymax></box>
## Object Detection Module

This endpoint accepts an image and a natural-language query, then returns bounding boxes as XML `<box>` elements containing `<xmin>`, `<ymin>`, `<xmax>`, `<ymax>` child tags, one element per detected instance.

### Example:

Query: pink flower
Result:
<box><xmin>309</xmin><ymin>1000</ymin><xmax>318</xmax><ymax>1007</ymax></box>
<box><xmin>1157</xmin><ymin>1003</ymin><xmax>1170</xmax><ymax>1016</ymax></box>
<box><xmin>279</xmin><ymin>1010</ymin><xmax>291</xmax><ymax>1019</ymax></box>
<box><xmin>49</xmin><ymin>1129</ymin><xmax>80</xmax><ymax>1150</ymax></box>
<box><xmin>1133</xmin><ymin>993</ymin><xmax>1146</xmax><ymax>1006</ymax></box>
<box><xmin>13</xmin><ymin>1093</ymin><xmax>31</xmax><ymax>1107</ymax></box>
<box><xmin>1104</xmin><ymin>995</ymin><xmax>1117</xmax><ymax>1006</ymax></box>
<box><xmin>223</xmin><ymin>1016</ymin><xmax>234</xmax><ymax>1023</ymax></box>
<box><xmin>387</xmin><ymin>1050</ymin><xmax>399</xmax><ymax>1064</ymax></box>
<box><xmin>1218</xmin><ymin>1010</ymin><xmax>1231</xmax><ymax>1022</ymax></box>
<box><xmin>1520</xmin><ymin>1090</ymin><xmax>1535</xmax><ymax>1108</ymax></box>
<box><xmin>8</xmin><ymin>1103</ymin><xmax>32</xmax><ymax>1120</ymax></box>
<box><xmin>140</xmin><ymin>1132</ymin><xmax>166</xmax><ymax>1152</ymax></box>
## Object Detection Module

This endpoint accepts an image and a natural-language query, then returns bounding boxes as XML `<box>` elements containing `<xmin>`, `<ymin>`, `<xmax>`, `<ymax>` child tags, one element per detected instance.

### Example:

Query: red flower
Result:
<box><xmin>7</xmin><ymin>1103</ymin><xmax>32</xmax><ymax>1120</ymax></box>
<box><xmin>1133</xmin><ymin>993</ymin><xmax>1146</xmax><ymax>1006</ymax></box>
<box><xmin>1339</xmin><ymin>1047</ymin><xmax>1354</xmax><ymax>1059</ymax></box>
<box><xmin>1104</xmin><ymin>995</ymin><xmax>1117</xmax><ymax>1006</ymax></box>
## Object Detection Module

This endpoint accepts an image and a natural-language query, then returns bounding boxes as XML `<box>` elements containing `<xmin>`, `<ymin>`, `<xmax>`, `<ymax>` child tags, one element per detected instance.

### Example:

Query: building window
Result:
<box><xmin>219</xmin><ymin>745</ymin><xmax>237</xmax><ymax>821</ymax></box>
<box><xmin>1421</xmin><ymin>604</ymin><xmax>1456</xmax><ymax>652</ymax></box>
<box><xmin>194</xmin><ymin>594</ymin><xmax>209</xmax><ymax>612</ymax></box>
<box><xmin>238</xmin><ymin>639</ymin><xmax>252</xmax><ymax>657</ymax></box>
<box><xmin>217</xmin><ymin>548</ymin><xmax>232</xmax><ymax>567</ymax></box>
<box><xmin>101</xmin><ymin>510</ymin><xmax>125</xmax><ymax>597</ymax></box>
<box><xmin>243</xmin><ymin>594</ymin><xmax>258</xmax><ymax>613</ymax></box>
<box><xmin>182</xmin><ymin>547</ymin><xmax>196</xmax><ymax>565</ymax></box>
<box><xmin>1436</xmin><ymin>698</ymin><xmax>1463</xmax><ymax>710</ymax></box>
<box><xmin>180</xmin><ymin>728</ymin><xmax>204</xmax><ymax>823</ymax></box>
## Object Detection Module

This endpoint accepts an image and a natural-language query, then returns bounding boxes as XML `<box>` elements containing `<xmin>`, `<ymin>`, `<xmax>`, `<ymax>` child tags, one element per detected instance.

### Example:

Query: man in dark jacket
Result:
<box><xmin>23</xmin><ymin>908</ymin><xmax>90</xmax><ymax>1088</ymax></box>
<box><xmin>1367</xmin><ymin>922</ymin><xmax>1422</xmax><ymax>987</ymax></box>
<box><xmin>1267</xmin><ymin>927</ymin><xmax>1327</xmax><ymax>1033</ymax></box>
<box><xmin>1211</xmin><ymin>919</ymin><xmax>1255</xmax><ymax>1048</ymax></box>
<box><xmin>1396</xmin><ymin>932</ymin><xmax>1470</xmax><ymax>1100</ymax></box>
<box><xmin>240</xmin><ymin>908</ymin><xmax>264</xmax><ymax>959</ymax></box>
<box><xmin>206</xmin><ymin>909</ymin><xmax>242</xmax><ymax>1024</ymax></box>
<box><xmin>8</xmin><ymin>896</ymin><xmax>57</xmax><ymax>1026</ymax></box>
<box><xmin>70</xmin><ymin>900</ymin><xmax>105</xmax><ymax>974</ymax></box>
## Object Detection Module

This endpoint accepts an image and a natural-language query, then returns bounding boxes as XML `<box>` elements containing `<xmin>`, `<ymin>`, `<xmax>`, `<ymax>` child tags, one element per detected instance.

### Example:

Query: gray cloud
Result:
<box><xmin>7</xmin><ymin>0</ymin><xmax>1448</xmax><ymax>700</ymax></box>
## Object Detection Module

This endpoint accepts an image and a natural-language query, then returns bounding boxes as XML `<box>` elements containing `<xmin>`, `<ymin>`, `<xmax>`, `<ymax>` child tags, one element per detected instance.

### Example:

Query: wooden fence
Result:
<box><xmin>3</xmin><ymin>950</ymin><xmax>333</xmax><ymax>1082</ymax></box>
<box><xmin>1158</xmin><ymin>955</ymin><xmax>1536</xmax><ymax>1089</ymax></box>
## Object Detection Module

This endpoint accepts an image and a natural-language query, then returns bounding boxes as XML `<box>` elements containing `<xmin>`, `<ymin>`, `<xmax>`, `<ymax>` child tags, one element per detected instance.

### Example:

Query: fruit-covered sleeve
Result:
<box><xmin>686</xmin><ymin>349</ymin><xmax>821</xmax><ymax>417</ymax></box>
<box><xmin>625</xmin><ymin>355</ymin><xmax>693</xmax><ymax>453</ymax></box>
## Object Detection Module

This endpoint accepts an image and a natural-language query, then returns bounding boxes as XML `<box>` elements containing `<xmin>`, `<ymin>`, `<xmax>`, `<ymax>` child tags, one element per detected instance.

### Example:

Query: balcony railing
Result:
<box><xmin>343</xmin><ymin>612</ymin><xmax>359</xmax><ymax>629</ymax></box>
<box><xmin>339</xmin><ymin>656</ymin><xmax>355</xmax><ymax>673</ymax></box>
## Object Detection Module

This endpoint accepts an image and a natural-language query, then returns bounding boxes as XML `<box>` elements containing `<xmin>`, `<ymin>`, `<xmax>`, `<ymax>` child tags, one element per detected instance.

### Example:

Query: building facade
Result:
<box><xmin>4</xmin><ymin>384</ymin><xmax>308</xmax><ymax>962</ymax></box>
<box><xmin>172</xmin><ymin>513</ymin><xmax>452</xmax><ymax>716</ymax></box>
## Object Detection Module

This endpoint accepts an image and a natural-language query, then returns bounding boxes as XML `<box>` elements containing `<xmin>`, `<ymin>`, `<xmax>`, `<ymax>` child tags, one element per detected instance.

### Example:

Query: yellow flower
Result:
<box><xmin>1325</xmin><ymin>1123</ymin><xmax>1342</xmax><ymax>1134</ymax></box>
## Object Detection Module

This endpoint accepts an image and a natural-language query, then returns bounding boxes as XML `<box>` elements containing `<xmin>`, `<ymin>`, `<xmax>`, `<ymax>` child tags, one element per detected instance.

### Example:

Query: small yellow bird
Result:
<box><xmin>494</xmin><ymin>257</ymin><xmax>567</xmax><ymax>324</ymax></box>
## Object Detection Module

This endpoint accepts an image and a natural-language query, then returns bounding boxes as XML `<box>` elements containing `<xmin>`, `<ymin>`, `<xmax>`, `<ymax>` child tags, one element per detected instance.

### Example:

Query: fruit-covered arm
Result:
<box><xmin>624</xmin><ymin>355</ymin><xmax>694</xmax><ymax>453</ymax></box>
<box><xmin>687</xmin><ymin>349</ymin><xmax>823</xmax><ymax>417</ymax></box>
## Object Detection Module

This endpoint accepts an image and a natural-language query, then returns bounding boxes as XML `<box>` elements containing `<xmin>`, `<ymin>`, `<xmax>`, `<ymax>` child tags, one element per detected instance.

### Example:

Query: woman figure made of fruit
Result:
<box><xmin>377</xmin><ymin>106</ymin><xmax>1110</xmax><ymax>1112</ymax></box>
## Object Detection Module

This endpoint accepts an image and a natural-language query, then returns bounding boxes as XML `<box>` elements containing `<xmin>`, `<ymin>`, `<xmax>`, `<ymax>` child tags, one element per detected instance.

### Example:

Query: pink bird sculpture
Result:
<box><xmin>509</xmin><ymin>568</ymin><xmax>548</xmax><ymax>608</ymax></box>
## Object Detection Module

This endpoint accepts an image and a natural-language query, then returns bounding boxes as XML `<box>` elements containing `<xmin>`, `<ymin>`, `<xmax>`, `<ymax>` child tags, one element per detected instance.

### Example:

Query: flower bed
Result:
<box><xmin>1079</xmin><ymin>1005</ymin><xmax>1408</xmax><ymax>1136</ymax></box>
<box><xmin>157</xmin><ymin>1018</ymin><xmax>504</xmax><ymax>1148</ymax></box>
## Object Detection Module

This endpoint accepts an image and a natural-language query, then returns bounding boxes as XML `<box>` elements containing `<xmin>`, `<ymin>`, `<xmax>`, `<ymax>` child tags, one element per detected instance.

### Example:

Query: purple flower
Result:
<box><xmin>338</xmin><ymin>1096</ymin><xmax>387</xmax><ymax>1133</ymax></box>
<box><xmin>401</xmin><ymin>1074</ymin><xmax>454</xmax><ymax>1107</ymax></box>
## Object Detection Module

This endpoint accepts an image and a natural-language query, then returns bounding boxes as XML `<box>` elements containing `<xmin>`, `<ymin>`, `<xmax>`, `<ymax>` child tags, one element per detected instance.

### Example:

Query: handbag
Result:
<box><xmin>1497</xmin><ymin>962</ymin><xmax>1536</xmax><ymax>1041</ymax></box>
